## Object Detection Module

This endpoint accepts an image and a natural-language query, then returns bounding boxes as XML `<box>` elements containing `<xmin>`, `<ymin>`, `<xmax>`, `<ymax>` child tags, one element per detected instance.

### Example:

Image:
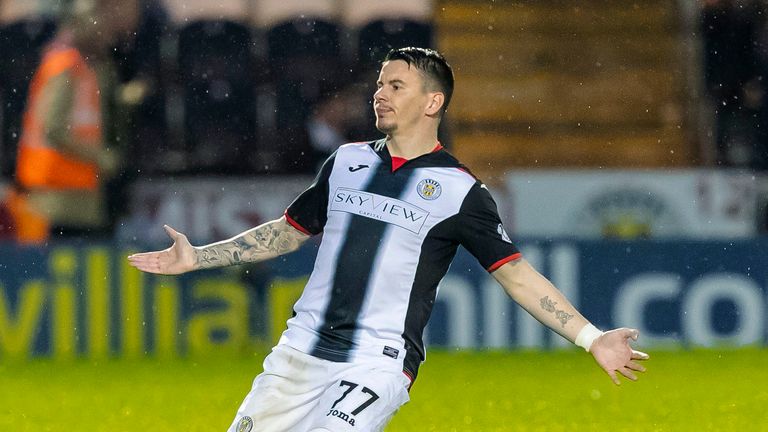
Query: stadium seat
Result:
<box><xmin>164</xmin><ymin>0</ymin><xmax>249</xmax><ymax>24</ymax></box>
<box><xmin>265</xmin><ymin>18</ymin><xmax>347</xmax><ymax>172</ymax></box>
<box><xmin>0</xmin><ymin>18</ymin><xmax>57</xmax><ymax>178</ymax></box>
<box><xmin>177</xmin><ymin>19</ymin><xmax>258</xmax><ymax>174</ymax></box>
<box><xmin>250</xmin><ymin>0</ymin><xmax>338</xmax><ymax>29</ymax></box>
<box><xmin>340</xmin><ymin>0</ymin><xmax>434</xmax><ymax>28</ymax></box>
<box><xmin>110</xmin><ymin>1</ymin><xmax>172</xmax><ymax>175</ymax></box>
<box><xmin>356</xmin><ymin>18</ymin><xmax>434</xmax><ymax>71</ymax></box>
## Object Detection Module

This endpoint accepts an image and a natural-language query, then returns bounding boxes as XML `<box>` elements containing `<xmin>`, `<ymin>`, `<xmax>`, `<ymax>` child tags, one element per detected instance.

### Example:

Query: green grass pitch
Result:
<box><xmin>1</xmin><ymin>348</ymin><xmax>765</xmax><ymax>431</ymax></box>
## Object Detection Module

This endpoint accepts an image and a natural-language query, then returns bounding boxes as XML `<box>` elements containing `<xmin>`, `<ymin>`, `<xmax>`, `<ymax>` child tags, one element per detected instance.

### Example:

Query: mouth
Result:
<box><xmin>374</xmin><ymin>104</ymin><xmax>393</xmax><ymax>116</ymax></box>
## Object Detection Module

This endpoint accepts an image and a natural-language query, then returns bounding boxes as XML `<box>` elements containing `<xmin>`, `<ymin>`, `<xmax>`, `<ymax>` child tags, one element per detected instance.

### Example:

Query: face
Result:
<box><xmin>74</xmin><ymin>0</ymin><xmax>139</xmax><ymax>54</ymax></box>
<box><xmin>373</xmin><ymin>60</ymin><xmax>434</xmax><ymax>135</ymax></box>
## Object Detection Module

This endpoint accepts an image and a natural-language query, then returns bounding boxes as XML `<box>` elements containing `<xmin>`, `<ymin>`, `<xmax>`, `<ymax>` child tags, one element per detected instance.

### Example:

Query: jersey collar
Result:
<box><xmin>375</xmin><ymin>140</ymin><xmax>444</xmax><ymax>173</ymax></box>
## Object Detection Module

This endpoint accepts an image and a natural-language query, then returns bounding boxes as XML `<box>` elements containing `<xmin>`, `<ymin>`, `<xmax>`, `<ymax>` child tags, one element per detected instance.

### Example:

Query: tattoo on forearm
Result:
<box><xmin>539</xmin><ymin>296</ymin><xmax>574</xmax><ymax>328</ymax></box>
<box><xmin>195</xmin><ymin>222</ymin><xmax>302</xmax><ymax>269</ymax></box>
<box><xmin>540</xmin><ymin>296</ymin><xmax>557</xmax><ymax>312</ymax></box>
<box><xmin>555</xmin><ymin>310</ymin><xmax>574</xmax><ymax>327</ymax></box>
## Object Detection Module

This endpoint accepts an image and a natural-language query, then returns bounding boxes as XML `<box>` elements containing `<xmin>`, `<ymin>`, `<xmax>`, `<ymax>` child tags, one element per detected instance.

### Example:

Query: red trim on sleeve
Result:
<box><xmin>283</xmin><ymin>211</ymin><xmax>312</xmax><ymax>235</ymax></box>
<box><xmin>487</xmin><ymin>252</ymin><xmax>522</xmax><ymax>273</ymax></box>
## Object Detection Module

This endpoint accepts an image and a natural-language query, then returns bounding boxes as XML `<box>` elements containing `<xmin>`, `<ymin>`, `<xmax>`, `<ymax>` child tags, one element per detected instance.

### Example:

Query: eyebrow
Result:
<box><xmin>377</xmin><ymin>78</ymin><xmax>407</xmax><ymax>86</ymax></box>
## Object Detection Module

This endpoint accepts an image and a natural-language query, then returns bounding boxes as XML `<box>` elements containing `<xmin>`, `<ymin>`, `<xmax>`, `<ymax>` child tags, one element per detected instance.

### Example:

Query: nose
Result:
<box><xmin>373</xmin><ymin>86</ymin><xmax>387</xmax><ymax>103</ymax></box>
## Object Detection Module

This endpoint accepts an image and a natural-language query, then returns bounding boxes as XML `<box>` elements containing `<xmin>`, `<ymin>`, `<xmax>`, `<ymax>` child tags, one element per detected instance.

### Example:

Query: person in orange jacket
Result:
<box><xmin>9</xmin><ymin>0</ymin><xmax>137</xmax><ymax>243</ymax></box>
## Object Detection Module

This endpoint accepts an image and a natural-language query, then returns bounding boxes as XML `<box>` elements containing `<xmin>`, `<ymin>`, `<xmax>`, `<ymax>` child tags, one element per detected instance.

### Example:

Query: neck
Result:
<box><xmin>385</xmin><ymin>128</ymin><xmax>439</xmax><ymax>160</ymax></box>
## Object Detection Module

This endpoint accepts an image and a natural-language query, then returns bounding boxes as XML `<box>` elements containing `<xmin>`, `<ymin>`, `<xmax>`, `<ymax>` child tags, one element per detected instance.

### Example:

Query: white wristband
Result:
<box><xmin>575</xmin><ymin>323</ymin><xmax>604</xmax><ymax>352</ymax></box>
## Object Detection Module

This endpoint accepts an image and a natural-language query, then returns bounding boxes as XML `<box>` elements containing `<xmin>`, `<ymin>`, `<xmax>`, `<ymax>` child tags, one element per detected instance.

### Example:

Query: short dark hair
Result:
<box><xmin>384</xmin><ymin>47</ymin><xmax>454</xmax><ymax>116</ymax></box>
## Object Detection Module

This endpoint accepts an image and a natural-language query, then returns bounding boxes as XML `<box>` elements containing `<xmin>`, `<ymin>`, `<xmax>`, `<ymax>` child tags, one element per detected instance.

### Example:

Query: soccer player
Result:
<box><xmin>127</xmin><ymin>47</ymin><xmax>649</xmax><ymax>432</ymax></box>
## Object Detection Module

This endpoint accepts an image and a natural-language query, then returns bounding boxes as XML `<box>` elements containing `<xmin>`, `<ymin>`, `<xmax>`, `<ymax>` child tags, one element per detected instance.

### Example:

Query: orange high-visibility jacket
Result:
<box><xmin>16</xmin><ymin>37</ymin><xmax>102</xmax><ymax>191</ymax></box>
<box><xmin>1</xmin><ymin>187</ymin><xmax>49</xmax><ymax>244</ymax></box>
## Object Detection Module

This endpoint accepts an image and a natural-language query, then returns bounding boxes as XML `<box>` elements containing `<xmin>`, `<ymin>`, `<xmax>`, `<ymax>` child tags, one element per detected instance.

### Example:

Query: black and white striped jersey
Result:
<box><xmin>282</xmin><ymin>140</ymin><xmax>521</xmax><ymax>381</ymax></box>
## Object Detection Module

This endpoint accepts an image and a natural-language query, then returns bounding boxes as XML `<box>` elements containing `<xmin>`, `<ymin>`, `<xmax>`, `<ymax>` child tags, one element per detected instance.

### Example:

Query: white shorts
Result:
<box><xmin>227</xmin><ymin>345</ymin><xmax>411</xmax><ymax>432</ymax></box>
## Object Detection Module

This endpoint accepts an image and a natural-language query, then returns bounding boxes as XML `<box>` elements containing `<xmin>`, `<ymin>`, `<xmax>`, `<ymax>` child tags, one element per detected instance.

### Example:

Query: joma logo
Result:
<box><xmin>326</xmin><ymin>409</ymin><xmax>356</xmax><ymax>426</ymax></box>
<box><xmin>330</xmin><ymin>187</ymin><xmax>429</xmax><ymax>234</ymax></box>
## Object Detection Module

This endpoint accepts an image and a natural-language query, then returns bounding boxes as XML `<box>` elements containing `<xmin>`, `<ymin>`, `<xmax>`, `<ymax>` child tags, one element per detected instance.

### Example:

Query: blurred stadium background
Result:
<box><xmin>1</xmin><ymin>0</ymin><xmax>767</xmax><ymax>430</ymax></box>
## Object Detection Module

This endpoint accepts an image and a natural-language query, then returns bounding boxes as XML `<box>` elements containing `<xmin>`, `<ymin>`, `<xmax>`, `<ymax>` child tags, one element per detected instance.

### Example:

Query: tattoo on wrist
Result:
<box><xmin>539</xmin><ymin>296</ymin><xmax>574</xmax><ymax>328</ymax></box>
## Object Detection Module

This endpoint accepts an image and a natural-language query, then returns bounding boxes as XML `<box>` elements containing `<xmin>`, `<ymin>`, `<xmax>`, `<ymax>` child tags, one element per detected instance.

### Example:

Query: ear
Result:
<box><xmin>425</xmin><ymin>92</ymin><xmax>445</xmax><ymax>117</ymax></box>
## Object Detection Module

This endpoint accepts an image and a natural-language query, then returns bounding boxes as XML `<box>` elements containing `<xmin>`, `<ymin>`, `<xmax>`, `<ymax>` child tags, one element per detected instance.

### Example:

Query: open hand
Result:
<box><xmin>590</xmin><ymin>328</ymin><xmax>649</xmax><ymax>385</ymax></box>
<box><xmin>127</xmin><ymin>225</ymin><xmax>197</xmax><ymax>275</ymax></box>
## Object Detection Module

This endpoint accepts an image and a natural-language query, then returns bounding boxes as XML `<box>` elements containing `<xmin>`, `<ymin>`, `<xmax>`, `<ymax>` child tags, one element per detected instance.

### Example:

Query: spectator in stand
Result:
<box><xmin>8</xmin><ymin>0</ymin><xmax>137</xmax><ymax>243</ymax></box>
<box><xmin>701</xmin><ymin>0</ymin><xmax>768</xmax><ymax>169</ymax></box>
<box><xmin>306</xmin><ymin>86</ymin><xmax>371</xmax><ymax>169</ymax></box>
<box><xmin>108</xmin><ymin>0</ymin><xmax>169</xmax><ymax>231</ymax></box>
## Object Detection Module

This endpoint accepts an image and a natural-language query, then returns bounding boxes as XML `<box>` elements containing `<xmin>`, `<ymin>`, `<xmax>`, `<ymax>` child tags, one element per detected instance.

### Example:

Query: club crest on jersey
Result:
<box><xmin>417</xmin><ymin>179</ymin><xmax>442</xmax><ymax>200</ymax></box>
<box><xmin>236</xmin><ymin>416</ymin><xmax>253</xmax><ymax>432</ymax></box>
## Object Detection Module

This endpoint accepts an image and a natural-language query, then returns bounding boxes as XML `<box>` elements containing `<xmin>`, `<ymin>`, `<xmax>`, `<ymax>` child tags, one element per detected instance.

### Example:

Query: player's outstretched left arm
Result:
<box><xmin>127</xmin><ymin>216</ymin><xmax>310</xmax><ymax>275</ymax></box>
<box><xmin>492</xmin><ymin>258</ymin><xmax>649</xmax><ymax>385</ymax></box>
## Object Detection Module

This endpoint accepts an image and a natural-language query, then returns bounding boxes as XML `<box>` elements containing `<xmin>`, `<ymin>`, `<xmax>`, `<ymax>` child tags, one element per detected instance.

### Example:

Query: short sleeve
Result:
<box><xmin>285</xmin><ymin>152</ymin><xmax>336</xmax><ymax>235</ymax></box>
<box><xmin>455</xmin><ymin>182</ymin><xmax>521</xmax><ymax>272</ymax></box>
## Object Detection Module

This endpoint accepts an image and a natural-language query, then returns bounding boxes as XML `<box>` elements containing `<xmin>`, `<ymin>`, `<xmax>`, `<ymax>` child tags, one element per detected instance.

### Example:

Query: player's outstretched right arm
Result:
<box><xmin>127</xmin><ymin>216</ymin><xmax>311</xmax><ymax>275</ymax></box>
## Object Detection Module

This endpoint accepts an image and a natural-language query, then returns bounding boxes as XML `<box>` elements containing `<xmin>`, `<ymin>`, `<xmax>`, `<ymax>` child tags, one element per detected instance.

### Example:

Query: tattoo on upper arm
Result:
<box><xmin>195</xmin><ymin>221</ymin><xmax>304</xmax><ymax>269</ymax></box>
<box><xmin>540</xmin><ymin>296</ymin><xmax>574</xmax><ymax>328</ymax></box>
